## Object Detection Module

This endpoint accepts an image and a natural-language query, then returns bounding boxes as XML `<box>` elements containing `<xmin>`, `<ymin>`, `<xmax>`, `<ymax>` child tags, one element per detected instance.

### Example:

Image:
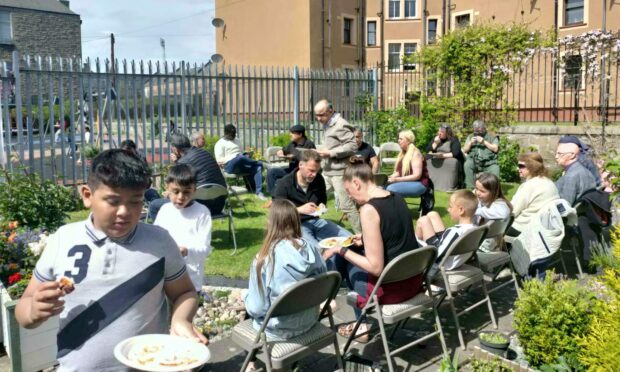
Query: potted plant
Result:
<box><xmin>478</xmin><ymin>330</ymin><xmax>510</xmax><ymax>357</ymax></box>
<box><xmin>0</xmin><ymin>222</ymin><xmax>59</xmax><ymax>372</ymax></box>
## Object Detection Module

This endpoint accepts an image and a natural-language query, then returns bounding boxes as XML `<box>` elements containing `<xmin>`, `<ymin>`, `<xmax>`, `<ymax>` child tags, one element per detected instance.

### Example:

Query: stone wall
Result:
<box><xmin>498</xmin><ymin>125</ymin><xmax>620</xmax><ymax>164</ymax></box>
<box><xmin>0</xmin><ymin>7</ymin><xmax>81</xmax><ymax>61</ymax></box>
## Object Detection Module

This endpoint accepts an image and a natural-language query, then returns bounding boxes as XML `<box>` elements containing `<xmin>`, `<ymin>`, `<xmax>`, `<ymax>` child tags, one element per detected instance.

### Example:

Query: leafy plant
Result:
<box><xmin>269</xmin><ymin>133</ymin><xmax>291</xmax><ymax>148</ymax></box>
<box><xmin>83</xmin><ymin>144</ymin><xmax>100</xmax><ymax>160</ymax></box>
<box><xmin>578</xmin><ymin>229</ymin><xmax>620</xmax><ymax>369</ymax></box>
<box><xmin>202</xmin><ymin>134</ymin><xmax>219</xmax><ymax>156</ymax></box>
<box><xmin>438</xmin><ymin>352</ymin><xmax>459</xmax><ymax>372</ymax></box>
<box><xmin>469</xmin><ymin>357</ymin><xmax>512</xmax><ymax>372</ymax></box>
<box><xmin>7</xmin><ymin>271</ymin><xmax>32</xmax><ymax>299</ymax></box>
<box><xmin>513</xmin><ymin>274</ymin><xmax>597</xmax><ymax>369</ymax></box>
<box><xmin>0</xmin><ymin>168</ymin><xmax>80</xmax><ymax>230</ymax></box>
<box><xmin>365</xmin><ymin>106</ymin><xmax>418</xmax><ymax>146</ymax></box>
<box><xmin>479</xmin><ymin>332</ymin><xmax>508</xmax><ymax>344</ymax></box>
<box><xmin>497</xmin><ymin>136</ymin><xmax>520</xmax><ymax>183</ymax></box>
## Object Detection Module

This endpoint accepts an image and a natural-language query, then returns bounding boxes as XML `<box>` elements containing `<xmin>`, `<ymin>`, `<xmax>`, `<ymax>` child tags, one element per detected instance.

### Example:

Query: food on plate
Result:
<box><xmin>128</xmin><ymin>342</ymin><xmax>198</xmax><ymax>368</ymax></box>
<box><xmin>322</xmin><ymin>238</ymin><xmax>340</xmax><ymax>248</ymax></box>
<box><xmin>57</xmin><ymin>276</ymin><xmax>75</xmax><ymax>294</ymax></box>
<box><xmin>341</xmin><ymin>236</ymin><xmax>354</xmax><ymax>247</ymax></box>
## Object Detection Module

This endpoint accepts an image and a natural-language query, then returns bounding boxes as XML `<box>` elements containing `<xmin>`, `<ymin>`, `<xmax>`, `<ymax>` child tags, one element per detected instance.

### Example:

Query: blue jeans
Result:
<box><xmin>386</xmin><ymin>181</ymin><xmax>428</xmax><ymax>197</ymax></box>
<box><xmin>224</xmin><ymin>155</ymin><xmax>264</xmax><ymax>195</ymax></box>
<box><xmin>266</xmin><ymin>167</ymin><xmax>291</xmax><ymax>194</ymax></box>
<box><xmin>328</xmin><ymin>253</ymin><xmax>368</xmax><ymax>319</ymax></box>
<box><xmin>301</xmin><ymin>218</ymin><xmax>351</xmax><ymax>249</ymax></box>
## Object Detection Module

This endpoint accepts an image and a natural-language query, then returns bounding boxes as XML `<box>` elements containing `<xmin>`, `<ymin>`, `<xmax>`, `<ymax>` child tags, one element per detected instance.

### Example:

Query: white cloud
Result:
<box><xmin>73</xmin><ymin>0</ymin><xmax>216</xmax><ymax>63</ymax></box>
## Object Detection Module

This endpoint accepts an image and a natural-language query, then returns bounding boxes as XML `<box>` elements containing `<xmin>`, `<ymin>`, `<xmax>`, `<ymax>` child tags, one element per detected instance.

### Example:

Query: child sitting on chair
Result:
<box><xmin>415</xmin><ymin>190</ymin><xmax>478</xmax><ymax>271</ymax></box>
<box><xmin>473</xmin><ymin>173</ymin><xmax>512</xmax><ymax>252</ymax></box>
<box><xmin>155</xmin><ymin>164</ymin><xmax>212</xmax><ymax>292</ymax></box>
<box><xmin>244</xmin><ymin>199</ymin><xmax>326</xmax><ymax>340</ymax></box>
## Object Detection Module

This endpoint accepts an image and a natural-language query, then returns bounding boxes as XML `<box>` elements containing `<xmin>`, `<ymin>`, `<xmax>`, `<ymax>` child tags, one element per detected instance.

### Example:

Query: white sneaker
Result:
<box><xmin>256</xmin><ymin>192</ymin><xmax>267</xmax><ymax>201</ymax></box>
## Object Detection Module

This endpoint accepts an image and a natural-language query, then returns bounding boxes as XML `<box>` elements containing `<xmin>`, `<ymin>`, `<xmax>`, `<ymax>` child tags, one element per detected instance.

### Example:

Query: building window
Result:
<box><xmin>563</xmin><ymin>54</ymin><xmax>582</xmax><ymax>89</ymax></box>
<box><xmin>455</xmin><ymin>14</ymin><xmax>471</xmax><ymax>28</ymax></box>
<box><xmin>0</xmin><ymin>11</ymin><xmax>12</xmax><ymax>43</ymax></box>
<box><xmin>388</xmin><ymin>43</ymin><xmax>401</xmax><ymax>70</ymax></box>
<box><xmin>564</xmin><ymin>0</ymin><xmax>584</xmax><ymax>25</ymax></box>
<box><xmin>367</xmin><ymin>21</ymin><xmax>377</xmax><ymax>46</ymax></box>
<box><xmin>389</xmin><ymin>0</ymin><xmax>400</xmax><ymax>19</ymax></box>
<box><xmin>343</xmin><ymin>18</ymin><xmax>352</xmax><ymax>44</ymax></box>
<box><xmin>427</xmin><ymin>19</ymin><xmax>438</xmax><ymax>44</ymax></box>
<box><xmin>404</xmin><ymin>0</ymin><xmax>416</xmax><ymax>17</ymax></box>
<box><xmin>403</xmin><ymin>43</ymin><xmax>417</xmax><ymax>70</ymax></box>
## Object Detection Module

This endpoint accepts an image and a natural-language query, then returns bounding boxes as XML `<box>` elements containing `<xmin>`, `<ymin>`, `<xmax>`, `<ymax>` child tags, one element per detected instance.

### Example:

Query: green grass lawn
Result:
<box><xmin>67</xmin><ymin>182</ymin><xmax>519</xmax><ymax>279</ymax></box>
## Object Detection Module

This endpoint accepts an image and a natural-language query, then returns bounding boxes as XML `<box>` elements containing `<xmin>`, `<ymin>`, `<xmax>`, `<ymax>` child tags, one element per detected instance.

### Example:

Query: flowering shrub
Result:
<box><xmin>0</xmin><ymin>220</ymin><xmax>48</xmax><ymax>298</ymax></box>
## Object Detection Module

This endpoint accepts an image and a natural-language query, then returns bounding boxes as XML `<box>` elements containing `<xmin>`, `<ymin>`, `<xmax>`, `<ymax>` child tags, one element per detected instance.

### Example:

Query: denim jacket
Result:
<box><xmin>244</xmin><ymin>238</ymin><xmax>327</xmax><ymax>340</ymax></box>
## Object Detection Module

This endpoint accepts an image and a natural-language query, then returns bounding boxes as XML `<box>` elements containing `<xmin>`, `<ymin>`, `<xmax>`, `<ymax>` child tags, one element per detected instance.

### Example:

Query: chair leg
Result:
<box><xmin>376</xmin><ymin>314</ymin><xmax>395</xmax><ymax>372</ymax></box>
<box><xmin>433</xmin><ymin>305</ymin><xmax>449</xmax><ymax>358</ymax></box>
<box><xmin>229</xmin><ymin>212</ymin><xmax>238</xmax><ymax>255</ymax></box>
<box><xmin>571</xmin><ymin>238</ymin><xmax>584</xmax><ymax>277</ymax></box>
<box><xmin>480</xmin><ymin>280</ymin><xmax>498</xmax><ymax>329</ymax></box>
<box><xmin>332</xmin><ymin>336</ymin><xmax>344</xmax><ymax>371</ymax></box>
<box><xmin>341</xmin><ymin>316</ymin><xmax>364</xmax><ymax>356</ymax></box>
<box><xmin>241</xmin><ymin>349</ymin><xmax>257</xmax><ymax>372</ymax></box>
<box><xmin>448</xmin><ymin>298</ymin><xmax>466</xmax><ymax>350</ymax></box>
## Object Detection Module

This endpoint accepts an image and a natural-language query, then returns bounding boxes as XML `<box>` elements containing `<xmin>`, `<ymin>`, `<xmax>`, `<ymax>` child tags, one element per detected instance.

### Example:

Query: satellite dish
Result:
<box><xmin>210</xmin><ymin>54</ymin><xmax>224</xmax><ymax>63</ymax></box>
<box><xmin>211</xmin><ymin>18</ymin><xmax>225</xmax><ymax>28</ymax></box>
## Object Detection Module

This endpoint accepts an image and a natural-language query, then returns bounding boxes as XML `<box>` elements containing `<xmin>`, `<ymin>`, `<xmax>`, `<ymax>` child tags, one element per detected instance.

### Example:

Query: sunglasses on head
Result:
<box><xmin>517</xmin><ymin>163</ymin><xmax>526</xmax><ymax>169</ymax></box>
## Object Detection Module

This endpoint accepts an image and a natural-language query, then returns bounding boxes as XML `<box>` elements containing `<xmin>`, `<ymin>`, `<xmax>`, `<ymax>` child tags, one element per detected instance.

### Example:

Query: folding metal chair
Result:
<box><xmin>476</xmin><ymin>217</ymin><xmax>520</xmax><ymax>297</ymax></box>
<box><xmin>193</xmin><ymin>183</ymin><xmax>238</xmax><ymax>255</ymax></box>
<box><xmin>378</xmin><ymin>142</ymin><xmax>400</xmax><ymax>168</ymax></box>
<box><xmin>433</xmin><ymin>225</ymin><xmax>497</xmax><ymax>350</ymax></box>
<box><xmin>263</xmin><ymin>146</ymin><xmax>288</xmax><ymax>169</ymax></box>
<box><xmin>222</xmin><ymin>170</ymin><xmax>251</xmax><ymax>217</ymax></box>
<box><xmin>232</xmin><ymin>272</ymin><xmax>343</xmax><ymax>372</ymax></box>
<box><xmin>341</xmin><ymin>246</ymin><xmax>448</xmax><ymax>372</ymax></box>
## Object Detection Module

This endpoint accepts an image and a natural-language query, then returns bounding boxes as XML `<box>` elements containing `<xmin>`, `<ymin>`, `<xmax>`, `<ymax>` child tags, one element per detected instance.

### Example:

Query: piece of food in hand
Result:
<box><xmin>341</xmin><ymin>236</ymin><xmax>354</xmax><ymax>247</ymax></box>
<box><xmin>322</xmin><ymin>238</ymin><xmax>340</xmax><ymax>248</ymax></box>
<box><xmin>57</xmin><ymin>276</ymin><xmax>75</xmax><ymax>294</ymax></box>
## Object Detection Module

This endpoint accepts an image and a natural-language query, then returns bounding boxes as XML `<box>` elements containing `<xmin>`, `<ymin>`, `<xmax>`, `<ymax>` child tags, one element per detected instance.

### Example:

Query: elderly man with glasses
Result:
<box><xmin>555</xmin><ymin>140</ymin><xmax>596</xmax><ymax>206</ymax></box>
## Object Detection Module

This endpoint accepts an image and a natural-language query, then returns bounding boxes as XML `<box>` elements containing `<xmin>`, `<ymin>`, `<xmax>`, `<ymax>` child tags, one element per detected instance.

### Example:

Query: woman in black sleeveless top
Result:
<box><xmin>323</xmin><ymin>159</ymin><xmax>422</xmax><ymax>340</ymax></box>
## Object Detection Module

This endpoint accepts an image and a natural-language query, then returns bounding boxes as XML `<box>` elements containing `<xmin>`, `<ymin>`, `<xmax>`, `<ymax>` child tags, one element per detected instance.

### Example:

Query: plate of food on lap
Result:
<box><xmin>318</xmin><ymin>236</ymin><xmax>354</xmax><ymax>250</ymax></box>
<box><xmin>114</xmin><ymin>334</ymin><xmax>210</xmax><ymax>372</ymax></box>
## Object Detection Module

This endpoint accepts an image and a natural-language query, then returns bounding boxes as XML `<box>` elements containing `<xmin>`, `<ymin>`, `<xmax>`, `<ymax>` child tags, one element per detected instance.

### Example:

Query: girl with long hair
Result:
<box><xmin>244</xmin><ymin>199</ymin><xmax>326</xmax><ymax>340</ymax></box>
<box><xmin>386</xmin><ymin>130</ymin><xmax>431</xmax><ymax>197</ymax></box>
<box><xmin>474</xmin><ymin>172</ymin><xmax>513</xmax><ymax>252</ymax></box>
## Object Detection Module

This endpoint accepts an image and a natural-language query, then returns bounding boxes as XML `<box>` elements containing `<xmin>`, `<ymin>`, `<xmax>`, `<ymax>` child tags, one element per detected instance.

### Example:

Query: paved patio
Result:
<box><xmin>0</xmin><ymin>273</ymin><xmax>520</xmax><ymax>372</ymax></box>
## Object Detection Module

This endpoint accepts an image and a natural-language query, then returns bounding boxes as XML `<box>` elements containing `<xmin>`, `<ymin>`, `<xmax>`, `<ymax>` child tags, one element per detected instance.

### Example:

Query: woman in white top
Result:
<box><xmin>214</xmin><ymin>124</ymin><xmax>266</xmax><ymax>200</ymax></box>
<box><xmin>507</xmin><ymin>152</ymin><xmax>560</xmax><ymax>237</ymax></box>
<box><xmin>474</xmin><ymin>172</ymin><xmax>512</xmax><ymax>251</ymax></box>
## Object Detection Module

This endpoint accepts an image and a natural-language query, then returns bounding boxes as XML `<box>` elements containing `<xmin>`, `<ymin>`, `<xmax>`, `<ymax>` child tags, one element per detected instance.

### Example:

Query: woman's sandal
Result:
<box><xmin>337</xmin><ymin>323</ymin><xmax>370</xmax><ymax>343</ymax></box>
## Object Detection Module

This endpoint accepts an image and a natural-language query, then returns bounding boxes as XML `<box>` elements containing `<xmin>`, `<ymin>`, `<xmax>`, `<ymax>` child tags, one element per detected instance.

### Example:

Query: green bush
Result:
<box><xmin>513</xmin><ymin>275</ymin><xmax>598</xmax><ymax>369</ymax></box>
<box><xmin>497</xmin><ymin>136</ymin><xmax>520</xmax><ymax>183</ymax></box>
<box><xmin>0</xmin><ymin>169</ymin><xmax>80</xmax><ymax>230</ymax></box>
<box><xmin>366</xmin><ymin>106</ymin><xmax>418</xmax><ymax>146</ymax></box>
<box><xmin>202</xmin><ymin>134</ymin><xmax>219</xmax><ymax>155</ymax></box>
<box><xmin>269</xmin><ymin>133</ymin><xmax>291</xmax><ymax>147</ymax></box>
<box><xmin>83</xmin><ymin>144</ymin><xmax>100</xmax><ymax>160</ymax></box>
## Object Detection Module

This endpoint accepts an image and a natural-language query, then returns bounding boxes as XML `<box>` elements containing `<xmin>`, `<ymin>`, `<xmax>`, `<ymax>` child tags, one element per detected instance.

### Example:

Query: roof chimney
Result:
<box><xmin>59</xmin><ymin>1</ymin><xmax>70</xmax><ymax>9</ymax></box>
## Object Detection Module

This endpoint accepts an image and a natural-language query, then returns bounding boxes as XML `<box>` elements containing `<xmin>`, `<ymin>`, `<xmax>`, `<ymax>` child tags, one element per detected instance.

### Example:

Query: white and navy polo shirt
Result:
<box><xmin>34</xmin><ymin>217</ymin><xmax>186</xmax><ymax>371</ymax></box>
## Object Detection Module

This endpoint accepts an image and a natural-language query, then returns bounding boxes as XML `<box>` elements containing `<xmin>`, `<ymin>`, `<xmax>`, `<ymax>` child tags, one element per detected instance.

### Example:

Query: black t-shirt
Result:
<box><xmin>178</xmin><ymin>147</ymin><xmax>226</xmax><ymax>187</ymax></box>
<box><xmin>272</xmin><ymin>169</ymin><xmax>327</xmax><ymax>222</ymax></box>
<box><xmin>355</xmin><ymin>142</ymin><xmax>377</xmax><ymax>165</ymax></box>
<box><xmin>283</xmin><ymin>137</ymin><xmax>316</xmax><ymax>170</ymax></box>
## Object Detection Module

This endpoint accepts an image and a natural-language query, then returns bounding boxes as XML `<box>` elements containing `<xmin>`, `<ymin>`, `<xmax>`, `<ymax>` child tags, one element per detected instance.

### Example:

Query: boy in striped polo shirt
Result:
<box><xmin>16</xmin><ymin>149</ymin><xmax>207</xmax><ymax>371</ymax></box>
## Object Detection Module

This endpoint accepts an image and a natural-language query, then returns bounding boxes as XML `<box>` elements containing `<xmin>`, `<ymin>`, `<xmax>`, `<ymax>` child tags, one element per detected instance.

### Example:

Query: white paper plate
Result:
<box><xmin>308</xmin><ymin>205</ymin><xmax>328</xmax><ymax>217</ymax></box>
<box><xmin>114</xmin><ymin>334</ymin><xmax>210</xmax><ymax>372</ymax></box>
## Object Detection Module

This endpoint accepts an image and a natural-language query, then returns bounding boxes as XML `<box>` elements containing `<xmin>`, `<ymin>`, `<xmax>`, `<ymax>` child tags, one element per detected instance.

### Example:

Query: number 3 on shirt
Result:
<box><xmin>63</xmin><ymin>245</ymin><xmax>92</xmax><ymax>284</ymax></box>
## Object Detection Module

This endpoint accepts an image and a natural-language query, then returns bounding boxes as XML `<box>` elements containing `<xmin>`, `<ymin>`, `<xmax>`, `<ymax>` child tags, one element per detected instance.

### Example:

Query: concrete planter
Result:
<box><xmin>472</xmin><ymin>346</ymin><xmax>534</xmax><ymax>372</ymax></box>
<box><xmin>0</xmin><ymin>286</ymin><xmax>59</xmax><ymax>372</ymax></box>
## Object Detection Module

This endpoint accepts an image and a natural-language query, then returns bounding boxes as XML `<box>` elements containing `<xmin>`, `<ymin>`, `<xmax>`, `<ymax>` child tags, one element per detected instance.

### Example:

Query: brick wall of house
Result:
<box><xmin>0</xmin><ymin>8</ymin><xmax>81</xmax><ymax>61</ymax></box>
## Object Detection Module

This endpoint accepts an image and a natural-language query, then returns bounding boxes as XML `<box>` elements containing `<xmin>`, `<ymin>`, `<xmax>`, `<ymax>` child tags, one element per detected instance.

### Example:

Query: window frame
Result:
<box><xmin>387</xmin><ymin>43</ymin><xmax>401</xmax><ymax>71</ymax></box>
<box><xmin>561</xmin><ymin>53</ymin><xmax>585</xmax><ymax>91</ymax></box>
<box><xmin>341</xmin><ymin>14</ymin><xmax>357</xmax><ymax>46</ymax></box>
<box><xmin>367</xmin><ymin>20</ymin><xmax>377</xmax><ymax>46</ymax></box>
<box><xmin>558</xmin><ymin>0</ymin><xmax>588</xmax><ymax>28</ymax></box>
<box><xmin>386</xmin><ymin>0</ymin><xmax>420</xmax><ymax>20</ymax></box>
<box><xmin>403</xmin><ymin>42</ymin><xmax>418</xmax><ymax>71</ymax></box>
<box><xmin>388</xmin><ymin>0</ymin><xmax>400</xmax><ymax>19</ymax></box>
<box><xmin>427</xmin><ymin>18</ymin><xmax>438</xmax><ymax>44</ymax></box>
<box><xmin>385</xmin><ymin>40</ymin><xmax>420</xmax><ymax>72</ymax></box>
<box><xmin>564</xmin><ymin>0</ymin><xmax>584</xmax><ymax>26</ymax></box>
<box><xmin>404</xmin><ymin>0</ymin><xmax>416</xmax><ymax>18</ymax></box>
<box><xmin>0</xmin><ymin>11</ymin><xmax>13</xmax><ymax>44</ymax></box>
<box><xmin>343</xmin><ymin>17</ymin><xmax>353</xmax><ymax>45</ymax></box>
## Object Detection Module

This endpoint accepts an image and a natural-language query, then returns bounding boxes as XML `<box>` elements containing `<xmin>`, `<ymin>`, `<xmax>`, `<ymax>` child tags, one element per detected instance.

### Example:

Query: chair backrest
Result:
<box><xmin>437</xmin><ymin>225</ymin><xmax>488</xmax><ymax>267</ymax></box>
<box><xmin>266</xmin><ymin>272</ymin><xmax>342</xmax><ymax>319</ymax></box>
<box><xmin>264</xmin><ymin>146</ymin><xmax>283</xmax><ymax>163</ymax></box>
<box><xmin>373</xmin><ymin>146</ymin><xmax>380</xmax><ymax>156</ymax></box>
<box><xmin>377</xmin><ymin>246</ymin><xmax>437</xmax><ymax>286</ymax></box>
<box><xmin>484</xmin><ymin>216</ymin><xmax>513</xmax><ymax>240</ymax></box>
<box><xmin>193</xmin><ymin>183</ymin><xmax>229</xmax><ymax>201</ymax></box>
<box><xmin>379</xmin><ymin>142</ymin><xmax>400</xmax><ymax>155</ymax></box>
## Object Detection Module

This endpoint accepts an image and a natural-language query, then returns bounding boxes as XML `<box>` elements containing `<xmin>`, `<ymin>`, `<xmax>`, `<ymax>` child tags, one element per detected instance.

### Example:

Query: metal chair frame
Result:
<box><xmin>193</xmin><ymin>183</ymin><xmax>238</xmax><ymax>255</ymax></box>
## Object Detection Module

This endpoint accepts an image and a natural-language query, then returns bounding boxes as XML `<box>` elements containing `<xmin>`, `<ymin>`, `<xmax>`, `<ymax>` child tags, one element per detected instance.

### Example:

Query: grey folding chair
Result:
<box><xmin>193</xmin><ymin>183</ymin><xmax>238</xmax><ymax>255</ymax></box>
<box><xmin>476</xmin><ymin>216</ymin><xmax>520</xmax><ymax>297</ymax></box>
<box><xmin>433</xmin><ymin>225</ymin><xmax>497</xmax><ymax>350</ymax></box>
<box><xmin>263</xmin><ymin>146</ymin><xmax>288</xmax><ymax>169</ymax></box>
<box><xmin>378</xmin><ymin>142</ymin><xmax>400</xmax><ymax>168</ymax></box>
<box><xmin>232</xmin><ymin>272</ymin><xmax>343</xmax><ymax>372</ymax></box>
<box><xmin>341</xmin><ymin>246</ymin><xmax>448</xmax><ymax>372</ymax></box>
<box><xmin>222</xmin><ymin>170</ymin><xmax>251</xmax><ymax>217</ymax></box>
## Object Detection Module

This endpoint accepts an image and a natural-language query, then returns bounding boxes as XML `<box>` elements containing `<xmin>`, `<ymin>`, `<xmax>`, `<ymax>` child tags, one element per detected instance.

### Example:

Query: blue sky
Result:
<box><xmin>73</xmin><ymin>0</ymin><xmax>216</xmax><ymax>64</ymax></box>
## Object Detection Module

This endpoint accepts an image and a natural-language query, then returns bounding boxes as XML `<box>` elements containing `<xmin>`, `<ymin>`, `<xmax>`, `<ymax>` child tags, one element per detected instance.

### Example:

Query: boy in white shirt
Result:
<box><xmin>155</xmin><ymin>164</ymin><xmax>212</xmax><ymax>292</ymax></box>
<box><xmin>415</xmin><ymin>190</ymin><xmax>478</xmax><ymax>271</ymax></box>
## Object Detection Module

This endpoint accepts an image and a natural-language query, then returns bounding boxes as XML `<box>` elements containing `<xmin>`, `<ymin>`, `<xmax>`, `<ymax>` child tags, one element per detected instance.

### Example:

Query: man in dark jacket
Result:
<box><xmin>148</xmin><ymin>133</ymin><xmax>227</xmax><ymax>219</ymax></box>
